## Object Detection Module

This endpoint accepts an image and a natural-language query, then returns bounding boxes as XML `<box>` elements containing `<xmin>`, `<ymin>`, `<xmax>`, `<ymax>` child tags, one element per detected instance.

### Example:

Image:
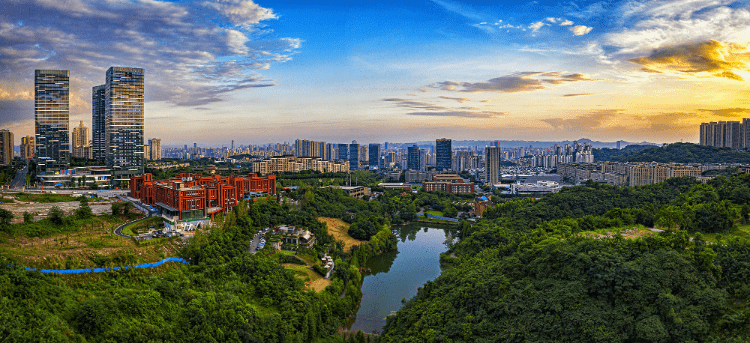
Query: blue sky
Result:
<box><xmin>1</xmin><ymin>0</ymin><xmax>750</xmax><ymax>146</ymax></box>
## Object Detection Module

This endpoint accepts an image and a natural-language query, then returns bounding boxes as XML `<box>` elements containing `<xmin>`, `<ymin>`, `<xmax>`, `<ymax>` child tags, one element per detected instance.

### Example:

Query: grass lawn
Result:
<box><xmin>700</xmin><ymin>224</ymin><xmax>750</xmax><ymax>243</ymax></box>
<box><xmin>0</xmin><ymin>215</ymin><xmax>180</xmax><ymax>269</ymax></box>
<box><xmin>12</xmin><ymin>192</ymin><xmax>84</xmax><ymax>203</ymax></box>
<box><xmin>281</xmin><ymin>263</ymin><xmax>331</xmax><ymax>292</ymax></box>
<box><xmin>122</xmin><ymin>217</ymin><xmax>165</xmax><ymax>236</ymax></box>
<box><xmin>277</xmin><ymin>250</ymin><xmax>296</xmax><ymax>256</ymax></box>
<box><xmin>424</xmin><ymin>210</ymin><xmax>445</xmax><ymax>217</ymax></box>
<box><xmin>317</xmin><ymin>217</ymin><xmax>365</xmax><ymax>253</ymax></box>
<box><xmin>296</xmin><ymin>252</ymin><xmax>319</xmax><ymax>266</ymax></box>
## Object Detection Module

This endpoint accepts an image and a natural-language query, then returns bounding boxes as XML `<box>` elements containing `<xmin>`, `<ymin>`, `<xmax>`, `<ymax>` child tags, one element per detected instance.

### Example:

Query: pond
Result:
<box><xmin>345</xmin><ymin>223</ymin><xmax>457</xmax><ymax>334</ymax></box>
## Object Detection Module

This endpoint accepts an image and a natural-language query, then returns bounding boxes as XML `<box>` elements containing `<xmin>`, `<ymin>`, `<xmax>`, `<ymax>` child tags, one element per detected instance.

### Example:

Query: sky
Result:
<box><xmin>1</xmin><ymin>0</ymin><xmax>750</xmax><ymax>146</ymax></box>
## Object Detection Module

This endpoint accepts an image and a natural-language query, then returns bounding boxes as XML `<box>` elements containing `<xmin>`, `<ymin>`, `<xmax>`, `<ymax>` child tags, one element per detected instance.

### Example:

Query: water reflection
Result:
<box><xmin>346</xmin><ymin>223</ymin><xmax>457</xmax><ymax>333</ymax></box>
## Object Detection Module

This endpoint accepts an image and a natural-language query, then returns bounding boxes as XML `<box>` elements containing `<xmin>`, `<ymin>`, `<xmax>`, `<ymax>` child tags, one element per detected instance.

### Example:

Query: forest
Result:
<box><xmin>594</xmin><ymin>142</ymin><xmax>750</xmax><ymax>164</ymax></box>
<box><xmin>379</xmin><ymin>173</ymin><xmax>750</xmax><ymax>342</ymax></box>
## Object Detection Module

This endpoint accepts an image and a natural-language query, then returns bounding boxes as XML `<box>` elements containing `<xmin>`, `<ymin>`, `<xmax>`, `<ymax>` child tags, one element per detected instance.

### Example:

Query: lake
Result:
<box><xmin>345</xmin><ymin>223</ymin><xmax>456</xmax><ymax>333</ymax></box>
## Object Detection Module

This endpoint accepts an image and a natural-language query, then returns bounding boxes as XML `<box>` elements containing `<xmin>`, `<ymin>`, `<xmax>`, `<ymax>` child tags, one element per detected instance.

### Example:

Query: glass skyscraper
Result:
<box><xmin>34</xmin><ymin>69</ymin><xmax>70</xmax><ymax>173</ymax></box>
<box><xmin>105</xmin><ymin>67</ymin><xmax>145</xmax><ymax>175</ymax></box>
<box><xmin>349</xmin><ymin>141</ymin><xmax>359</xmax><ymax>170</ymax></box>
<box><xmin>92</xmin><ymin>84</ymin><xmax>106</xmax><ymax>160</ymax></box>
<box><xmin>436</xmin><ymin>138</ymin><xmax>452</xmax><ymax>171</ymax></box>
<box><xmin>368</xmin><ymin>143</ymin><xmax>380</xmax><ymax>170</ymax></box>
<box><xmin>408</xmin><ymin>145</ymin><xmax>421</xmax><ymax>171</ymax></box>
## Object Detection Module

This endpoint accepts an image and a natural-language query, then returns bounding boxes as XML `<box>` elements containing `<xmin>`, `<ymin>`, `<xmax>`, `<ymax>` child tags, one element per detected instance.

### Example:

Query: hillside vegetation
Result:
<box><xmin>380</xmin><ymin>174</ymin><xmax>750</xmax><ymax>342</ymax></box>
<box><xmin>594</xmin><ymin>142</ymin><xmax>750</xmax><ymax>164</ymax></box>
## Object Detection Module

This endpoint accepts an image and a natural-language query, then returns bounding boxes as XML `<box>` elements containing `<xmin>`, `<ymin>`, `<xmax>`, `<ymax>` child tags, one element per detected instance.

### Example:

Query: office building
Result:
<box><xmin>337</xmin><ymin>143</ymin><xmax>348</xmax><ymax>161</ymax></box>
<box><xmin>130</xmin><ymin>172</ymin><xmax>276</xmax><ymax>221</ymax></box>
<box><xmin>349</xmin><ymin>141</ymin><xmax>359</xmax><ymax>170</ymax></box>
<box><xmin>35</xmin><ymin>69</ymin><xmax>70</xmax><ymax>173</ymax></box>
<box><xmin>368</xmin><ymin>143</ymin><xmax>381</xmax><ymax>169</ymax></box>
<box><xmin>105</xmin><ymin>67</ymin><xmax>145</xmax><ymax>179</ymax></box>
<box><xmin>144</xmin><ymin>145</ymin><xmax>151</xmax><ymax>161</ymax></box>
<box><xmin>149</xmin><ymin>138</ymin><xmax>161</xmax><ymax>160</ymax></box>
<box><xmin>72</xmin><ymin>121</ymin><xmax>93</xmax><ymax>159</ymax></box>
<box><xmin>92</xmin><ymin>84</ymin><xmax>106</xmax><ymax>160</ymax></box>
<box><xmin>0</xmin><ymin>130</ymin><xmax>13</xmax><ymax>165</ymax></box>
<box><xmin>484</xmin><ymin>146</ymin><xmax>500</xmax><ymax>183</ymax></box>
<box><xmin>407</xmin><ymin>145</ymin><xmax>421</xmax><ymax>171</ymax></box>
<box><xmin>21</xmin><ymin>136</ymin><xmax>34</xmax><ymax>161</ymax></box>
<box><xmin>423</xmin><ymin>174</ymin><xmax>475</xmax><ymax>194</ymax></box>
<box><xmin>436</xmin><ymin>138</ymin><xmax>452</xmax><ymax>171</ymax></box>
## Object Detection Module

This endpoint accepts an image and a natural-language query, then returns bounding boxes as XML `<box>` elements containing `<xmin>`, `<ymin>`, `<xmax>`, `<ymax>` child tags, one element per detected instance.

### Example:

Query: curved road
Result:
<box><xmin>114</xmin><ymin>214</ymin><xmax>154</xmax><ymax>238</ymax></box>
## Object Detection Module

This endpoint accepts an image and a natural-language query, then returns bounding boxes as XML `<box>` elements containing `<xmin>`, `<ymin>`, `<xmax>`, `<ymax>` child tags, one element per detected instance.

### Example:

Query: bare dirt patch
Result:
<box><xmin>281</xmin><ymin>263</ymin><xmax>331</xmax><ymax>292</ymax></box>
<box><xmin>317</xmin><ymin>217</ymin><xmax>365</xmax><ymax>253</ymax></box>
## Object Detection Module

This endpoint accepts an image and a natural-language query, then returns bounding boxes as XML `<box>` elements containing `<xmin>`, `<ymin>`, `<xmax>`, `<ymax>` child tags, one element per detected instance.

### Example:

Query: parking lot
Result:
<box><xmin>249</xmin><ymin>228</ymin><xmax>268</xmax><ymax>254</ymax></box>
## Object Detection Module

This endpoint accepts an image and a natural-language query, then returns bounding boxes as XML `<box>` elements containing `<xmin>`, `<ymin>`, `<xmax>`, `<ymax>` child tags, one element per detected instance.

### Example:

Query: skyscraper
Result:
<box><xmin>349</xmin><ymin>141</ymin><xmax>359</xmax><ymax>170</ymax></box>
<box><xmin>105</xmin><ymin>67</ymin><xmax>144</xmax><ymax>175</ymax></box>
<box><xmin>436</xmin><ymin>138</ymin><xmax>452</xmax><ymax>171</ymax></box>
<box><xmin>484</xmin><ymin>146</ymin><xmax>500</xmax><ymax>184</ymax></box>
<box><xmin>20</xmin><ymin>136</ymin><xmax>34</xmax><ymax>161</ymax></box>
<box><xmin>92</xmin><ymin>84</ymin><xmax>106</xmax><ymax>160</ymax></box>
<box><xmin>149</xmin><ymin>138</ymin><xmax>161</xmax><ymax>160</ymax></box>
<box><xmin>72</xmin><ymin>121</ymin><xmax>92</xmax><ymax>159</ymax></box>
<box><xmin>368</xmin><ymin>143</ymin><xmax>380</xmax><ymax>170</ymax></box>
<box><xmin>35</xmin><ymin>69</ymin><xmax>70</xmax><ymax>172</ymax></box>
<box><xmin>337</xmin><ymin>143</ymin><xmax>348</xmax><ymax>161</ymax></box>
<box><xmin>407</xmin><ymin>145</ymin><xmax>421</xmax><ymax>171</ymax></box>
<box><xmin>0</xmin><ymin>129</ymin><xmax>13</xmax><ymax>166</ymax></box>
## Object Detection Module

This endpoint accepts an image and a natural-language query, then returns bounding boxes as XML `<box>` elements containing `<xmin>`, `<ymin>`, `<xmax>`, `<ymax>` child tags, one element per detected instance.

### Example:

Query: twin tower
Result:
<box><xmin>35</xmin><ymin>67</ymin><xmax>144</xmax><ymax>180</ymax></box>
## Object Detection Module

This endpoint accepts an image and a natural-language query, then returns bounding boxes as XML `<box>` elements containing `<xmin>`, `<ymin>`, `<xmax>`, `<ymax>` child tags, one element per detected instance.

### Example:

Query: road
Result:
<box><xmin>8</xmin><ymin>165</ymin><xmax>27</xmax><ymax>190</ymax></box>
<box><xmin>248</xmin><ymin>231</ymin><xmax>262</xmax><ymax>254</ymax></box>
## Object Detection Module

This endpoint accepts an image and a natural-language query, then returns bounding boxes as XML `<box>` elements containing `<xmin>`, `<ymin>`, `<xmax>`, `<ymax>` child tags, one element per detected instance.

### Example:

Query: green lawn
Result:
<box><xmin>277</xmin><ymin>250</ymin><xmax>296</xmax><ymax>256</ymax></box>
<box><xmin>700</xmin><ymin>224</ymin><xmax>750</xmax><ymax>243</ymax></box>
<box><xmin>424</xmin><ymin>210</ymin><xmax>445</xmax><ymax>217</ymax></box>
<box><xmin>122</xmin><ymin>217</ymin><xmax>165</xmax><ymax>236</ymax></box>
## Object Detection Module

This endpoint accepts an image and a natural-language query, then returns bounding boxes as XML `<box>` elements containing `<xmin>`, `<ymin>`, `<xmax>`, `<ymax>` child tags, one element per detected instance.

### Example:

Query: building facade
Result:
<box><xmin>72</xmin><ymin>121</ymin><xmax>93</xmax><ymax>159</ymax></box>
<box><xmin>105</xmin><ymin>67</ymin><xmax>145</xmax><ymax>176</ymax></box>
<box><xmin>368</xmin><ymin>143</ymin><xmax>380</xmax><ymax>169</ymax></box>
<box><xmin>149</xmin><ymin>138</ymin><xmax>161</xmax><ymax>160</ymax></box>
<box><xmin>407</xmin><ymin>145</ymin><xmax>421</xmax><ymax>171</ymax></box>
<box><xmin>20</xmin><ymin>136</ymin><xmax>34</xmax><ymax>161</ymax></box>
<box><xmin>35</xmin><ymin>70</ymin><xmax>70</xmax><ymax>173</ymax></box>
<box><xmin>422</xmin><ymin>174</ymin><xmax>475</xmax><ymax>194</ymax></box>
<box><xmin>484</xmin><ymin>146</ymin><xmax>500</xmax><ymax>184</ymax></box>
<box><xmin>252</xmin><ymin>155</ymin><xmax>350</xmax><ymax>174</ymax></box>
<box><xmin>92</xmin><ymin>85</ymin><xmax>106</xmax><ymax>160</ymax></box>
<box><xmin>130</xmin><ymin>172</ymin><xmax>277</xmax><ymax>221</ymax></box>
<box><xmin>348</xmin><ymin>141</ymin><xmax>359</xmax><ymax>170</ymax></box>
<box><xmin>0</xmin><ymin>130</ymin><xmax>13</xmax><ymax>165</ymax></box>
<box><xmin>700</xmin><ymin>120</ymin><xmax>750</xmax><ymax>149</ymax></box>
<box><xmin>436</xmin><ymin>138</ymin><xmax>452</xmax><ymax>171</ymax></box>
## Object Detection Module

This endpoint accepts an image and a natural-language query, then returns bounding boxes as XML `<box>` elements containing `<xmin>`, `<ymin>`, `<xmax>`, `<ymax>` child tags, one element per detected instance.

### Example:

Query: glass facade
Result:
<box><xmin>92</xmin><ymin>84</ymin><xmax>106</xmax><ymax>160</ymax></box>
<box><xmin>105</xmin><ymin>67</ymin><xmax>144</xmax><ymax>172</ymax></box>
<box><xmin>436</xmin><ymin>138</ymin><xmax>452</xmax><ymax>171</ymax></box>
<box><xmin>368</xmin><ymin>143</ymin><xmax>380</xmax><ymax>169</ymax></box>
<box><xmin>349</xmin><ymin>141</ymin><xmax>359</xmax><ymax>170</ymax></box>
<box><xmin>35</xmin><ymin>70</ymin><xmax>70</xmax><ymax>173</ymax></box>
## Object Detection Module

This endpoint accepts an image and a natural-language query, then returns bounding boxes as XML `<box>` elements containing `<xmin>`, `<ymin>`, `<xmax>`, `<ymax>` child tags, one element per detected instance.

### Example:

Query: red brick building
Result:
<box><xmin>422</xmin><ymin>174</ymin><xmax>475</xmax><ymax>194</ymax></box>
<box><xmin>130</xmin><ymin>172</ymin><xmax>276</xmax><ymax>220</ymax></box>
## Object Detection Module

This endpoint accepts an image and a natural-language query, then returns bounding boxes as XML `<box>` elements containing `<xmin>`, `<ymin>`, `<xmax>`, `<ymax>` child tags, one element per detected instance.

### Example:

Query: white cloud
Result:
<box><xmin>529</xmin><ymin>21</ymin><xmax>545</xmax><ymax>32</ymax></box>
<box><xmin>204</xmin><ymin>0</ymin><xmax>277</xmax><ymax>28</ymax></box>
<box><xmin>0</xmin><ymin>0</ymin><xmax>300</xmax><ymax>117</ymax></box>
<box><xmin>604</xmin><ymin>1</ymin><xmax>750</xmax><ymax>55</ymax></box>
<box><xmin>560</xmin><ymin>20</ymin><xmax>574</xmax><ymax>26</ymax></box>
<box><xmin>546</xmin><ymin>17</ymin><xmax>558</xmax><ymax>23</ymax></box>
<box><xmin>570</xmin><ymin>25</ymin><xmax>593</xmax><ymax>36</ymax></box>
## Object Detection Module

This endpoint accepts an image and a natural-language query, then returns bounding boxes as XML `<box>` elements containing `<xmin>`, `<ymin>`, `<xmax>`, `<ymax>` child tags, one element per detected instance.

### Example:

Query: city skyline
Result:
<box><xmin>2</xmin><ymin>0</ymin><xmax>750</xmax><ymax>145</ymax></box>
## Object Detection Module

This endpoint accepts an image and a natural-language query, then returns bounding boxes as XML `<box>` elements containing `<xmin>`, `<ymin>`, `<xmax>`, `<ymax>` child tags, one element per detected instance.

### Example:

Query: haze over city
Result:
<box><xmin>2</xmin><ymin>0</ymin><xmax>750</xmax><ymax>145</ymax></box>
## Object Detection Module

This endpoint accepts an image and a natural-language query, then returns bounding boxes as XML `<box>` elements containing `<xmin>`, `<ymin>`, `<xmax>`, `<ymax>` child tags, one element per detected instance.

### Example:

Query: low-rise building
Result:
<box><xmin>422</xmin><ymin>174</ymin><xmax>475</xmax><ymax>194</ymax></box>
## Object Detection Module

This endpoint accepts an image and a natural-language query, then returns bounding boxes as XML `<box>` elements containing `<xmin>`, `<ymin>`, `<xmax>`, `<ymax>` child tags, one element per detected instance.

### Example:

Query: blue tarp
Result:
<box><xmin>22</xmin><ymin>257</ymin><xmax>189</xmax><ymax>274</ymax></box>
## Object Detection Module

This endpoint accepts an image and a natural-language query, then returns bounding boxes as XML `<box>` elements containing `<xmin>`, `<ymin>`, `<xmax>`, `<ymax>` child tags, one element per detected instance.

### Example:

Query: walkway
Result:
<box><xmin>21</xmin><ymin>257</ymin><xmax>189</xmax><ymax>274</ymax></box>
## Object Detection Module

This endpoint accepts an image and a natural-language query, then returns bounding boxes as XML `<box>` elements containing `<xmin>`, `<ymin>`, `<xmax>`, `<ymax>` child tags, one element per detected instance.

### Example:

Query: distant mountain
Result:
<box><xmin>594</xmin><ymin>143</ymin><xmax>750</xmax><ymax>164</ymax></box>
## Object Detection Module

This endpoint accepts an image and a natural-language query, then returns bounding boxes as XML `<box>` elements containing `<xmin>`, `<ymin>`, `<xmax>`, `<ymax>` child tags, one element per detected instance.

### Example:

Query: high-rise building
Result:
<box><xmin>149</xmin><ymin>138</ymin><xmax>161</xmax><ymax>160</ymax></box>
<box><xmin>436</xmin><ymin>138</ymin><xmax>452</xmax><ymax>171</ymax></box>
<box><xmin>484</xmin><ymin>146</ymin><xmax>500</xmax><ymax>184</ymax></box>
<box><xmin>0</xmin><ymin>130</ymin><xmax>13</xmax><ymax>165</ymax></box>
<box><xmin>72</xmin><ymin>121</ymin><xmax>92</xmax><ymax>159</ymax></box>
<box><xmin>407</xmin><ymin>145</ymin><xmax>421</xmax><ymax>171</ymax></box>
<box><xmin>337</xmin><ymin>143</ymin><xmax>348</xmax><ymax>161</ymax></box>
<box><xmin>35</xmin><ymin>69</ymin><xmax>70</xmax><ymax>173</ymax></box>
<box><xmin>144</xmin><ymin>145</ymin><xmax>151</xmax><ymax>161</ymax></box>
<box><xmin>92</xmin><ymin>84</ymin><xmax>106</xmax><ymax>160</ymax></box>
<box><xmin>21</xmin><ymin>136</ymin><xmax>34</xmax><ymax>161</ymax></box>
<box><xmin>349</xmin><ymin>141</ymin><xmax>359</xmax><ymax>170</ymax></box>
<box><xmin>105</xmin><ymin>67</ymin><xmax>144</xmax><ymax>175</ymax></box>
<box><xmin>368</xmin><ymin>143</ymin><xmax>381</xmax><ymax>170</ymax></box>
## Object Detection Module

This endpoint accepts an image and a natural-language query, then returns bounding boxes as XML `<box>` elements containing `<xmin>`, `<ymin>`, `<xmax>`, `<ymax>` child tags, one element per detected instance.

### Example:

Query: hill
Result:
<box><xmin>594</xmin><ymin>142</ymin><xmax>750</xmax><ymax>164</ymax></box>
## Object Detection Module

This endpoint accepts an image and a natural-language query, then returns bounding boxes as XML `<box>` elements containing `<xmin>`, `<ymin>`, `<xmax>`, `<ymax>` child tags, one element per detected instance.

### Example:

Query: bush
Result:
<box><xmin>49</xmin><ymin>207</ymin><xmax>64</xmax><ymax>225</ymax></box>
